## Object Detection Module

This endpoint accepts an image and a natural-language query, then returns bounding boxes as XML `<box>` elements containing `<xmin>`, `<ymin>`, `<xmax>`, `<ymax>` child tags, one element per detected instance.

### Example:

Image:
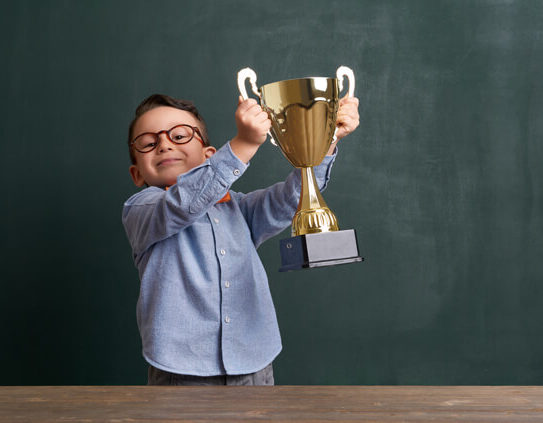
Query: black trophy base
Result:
<box><xmin>279</xmin><ymin>229</ymin><xmax>363</xmax><ymax>272</ymax></box>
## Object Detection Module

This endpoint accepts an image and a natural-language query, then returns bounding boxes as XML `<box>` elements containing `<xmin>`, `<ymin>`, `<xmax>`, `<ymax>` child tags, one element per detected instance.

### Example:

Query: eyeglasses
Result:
<box><xmin>131</xmin><ymin>124</ymin><xmax>205</xmax><ymax>153</ymax></box>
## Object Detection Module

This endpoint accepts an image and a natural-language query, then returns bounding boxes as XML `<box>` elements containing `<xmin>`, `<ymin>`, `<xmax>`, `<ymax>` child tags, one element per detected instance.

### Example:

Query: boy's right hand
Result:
<box><xmin>230</xmin><ymin>96</ymin><xmax>272</xmax><ymax>163</ymax></box>
<box><xmin>234</xmin><ymin>97</ymin><xmax>271</xmax><ymax>145</ymax></box>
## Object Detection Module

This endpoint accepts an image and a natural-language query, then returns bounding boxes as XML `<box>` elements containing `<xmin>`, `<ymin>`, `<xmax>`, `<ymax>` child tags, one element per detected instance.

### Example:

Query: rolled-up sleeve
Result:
<box><xmin>236</xmin><ymin>149</ymin><xmax>338</xmax><ymax>247</ymax></box>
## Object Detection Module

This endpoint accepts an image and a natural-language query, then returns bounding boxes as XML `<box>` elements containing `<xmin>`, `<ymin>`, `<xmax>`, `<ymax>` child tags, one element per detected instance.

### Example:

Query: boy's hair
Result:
<box><xmin>127</xmin><ymin>94</ymin><xmax>210</xmax><ymax>164</ymax></box>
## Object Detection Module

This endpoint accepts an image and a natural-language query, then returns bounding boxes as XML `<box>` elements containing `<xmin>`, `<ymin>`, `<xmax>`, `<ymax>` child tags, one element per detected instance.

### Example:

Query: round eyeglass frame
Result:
<box><xmin>131</xmin><ymin>124</ymin><xmax>206</xmax><ymax>153</ymax></box>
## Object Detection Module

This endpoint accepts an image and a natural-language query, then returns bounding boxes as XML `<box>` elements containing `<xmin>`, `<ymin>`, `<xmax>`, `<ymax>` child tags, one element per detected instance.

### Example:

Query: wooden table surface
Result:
<box><xmin>1</xmin><ymin>386</ymin><xmax>543</xmax><ymax>422</ymax></box>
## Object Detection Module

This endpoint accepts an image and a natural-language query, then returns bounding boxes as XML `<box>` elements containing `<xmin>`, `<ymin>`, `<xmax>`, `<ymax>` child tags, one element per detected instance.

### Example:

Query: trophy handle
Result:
<box><xmin>332</xmin><ymin>66</ymin><xmax>356</xmax><ymax>143</ymax></box>
<box><xmin>236</xmin><ymin>67</ymin><xmax>278</xmax><ymax>146</ymax></box>
<box><xmin>237</xmin><ymin>68</ymin><xmax>260</xmax><ymax>101</ymax></box>
<box><xmin>336</xmin><ymin>66</ymin><xmax>355</xmax><ymax>98</ymax></box>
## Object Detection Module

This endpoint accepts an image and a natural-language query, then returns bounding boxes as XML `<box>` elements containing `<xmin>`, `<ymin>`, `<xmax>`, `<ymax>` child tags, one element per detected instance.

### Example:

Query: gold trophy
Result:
<box><xmin>237</xmin><ymin>67</ymin><xmax>363</xmax><ymax>271</ymax></box>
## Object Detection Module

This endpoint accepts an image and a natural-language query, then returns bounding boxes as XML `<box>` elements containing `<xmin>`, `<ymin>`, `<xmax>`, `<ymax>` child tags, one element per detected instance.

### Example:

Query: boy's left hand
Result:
<box><xmin>335</xmin><ymin>96</ymin><xmax>360</xmax><ymax>140</ymax></box>
<box><xmin>326</xmin><ymin>96</ymin><xmax>359</xmax><ymax>156</ymax></box>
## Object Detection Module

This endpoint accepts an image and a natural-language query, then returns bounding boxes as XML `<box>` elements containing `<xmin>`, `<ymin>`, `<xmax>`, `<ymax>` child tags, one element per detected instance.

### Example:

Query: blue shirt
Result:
<box><xmin>122</xmin><ymin>141</ymin><xmax>336</xmax><ymax>376</ymax></box>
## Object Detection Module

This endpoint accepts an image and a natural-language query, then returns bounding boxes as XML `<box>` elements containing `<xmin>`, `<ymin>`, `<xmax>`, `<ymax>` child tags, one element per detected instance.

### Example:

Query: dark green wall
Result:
<box><xmin>1</xmin><ymin>0</ymin><xmax>542</xmax><ymax>385</ymax></box>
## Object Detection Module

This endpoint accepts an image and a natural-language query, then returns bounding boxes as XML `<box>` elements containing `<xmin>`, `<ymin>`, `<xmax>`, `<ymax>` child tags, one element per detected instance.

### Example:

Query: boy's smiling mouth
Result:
<box><xmin>157</xmin><ymin>158</ymin><xmax>182</xmax><ymax>167</ymax></box>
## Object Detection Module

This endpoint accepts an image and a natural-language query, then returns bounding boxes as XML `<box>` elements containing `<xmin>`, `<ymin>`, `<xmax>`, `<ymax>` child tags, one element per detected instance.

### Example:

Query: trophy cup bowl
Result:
<box><xmin>237</xmin><ymin>67</ymin><xmax>363</xmax><ymax>271</ymax></box>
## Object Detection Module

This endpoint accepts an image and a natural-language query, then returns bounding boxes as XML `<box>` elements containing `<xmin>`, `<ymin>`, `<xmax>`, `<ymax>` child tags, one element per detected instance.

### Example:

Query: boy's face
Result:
<box><xmin>129</xmin><ymin>106</ymin><xmax>216</xmax><ymax>188</ymax></box>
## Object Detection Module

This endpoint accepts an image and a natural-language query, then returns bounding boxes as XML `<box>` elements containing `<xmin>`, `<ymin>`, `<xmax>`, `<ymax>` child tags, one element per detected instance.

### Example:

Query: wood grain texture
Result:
<box><xmin>1</xmin><ymin>386</ymin><xmax>543</xmax><ymax>422</ymax></box>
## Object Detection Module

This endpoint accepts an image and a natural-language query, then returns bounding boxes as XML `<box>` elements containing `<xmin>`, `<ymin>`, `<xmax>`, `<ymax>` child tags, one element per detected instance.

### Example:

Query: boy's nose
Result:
<box><xmin>157</xmin><ymin>133</ymin><xmax>173</xmax><ymax>152</ymax></box>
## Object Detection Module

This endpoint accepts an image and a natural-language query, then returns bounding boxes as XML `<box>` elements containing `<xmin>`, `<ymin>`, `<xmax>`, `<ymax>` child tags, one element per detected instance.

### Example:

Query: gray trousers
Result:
<box><xmin>147</xmin><ymin>363</ymin><xmax>274</xmax><ymax>386</ymax></box>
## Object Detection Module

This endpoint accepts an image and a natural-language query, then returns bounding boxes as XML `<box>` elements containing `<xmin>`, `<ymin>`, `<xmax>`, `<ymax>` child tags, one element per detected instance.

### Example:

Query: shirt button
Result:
<box><xmin>225</xmin><ymin>281</ymin><xmax>230</xmax><ymax>288</ymax></box>
<box><xmin>233</xmin><ymin>169</ymin><xmax>241</xmax><ymax>176</ymax></box>
<box><xmin>225</xmin><ymin>316</ymin><xmax>231</xmax><ymax>323</ymax></box>
<box><xmin>214</xmin><ymin>218</ymin><xmax>219</xmax><ymax>224</ymax></box>
<box><xmin>220</xmin><ymin>249</ymin><xmax>226</xmax><ymax>256</ymax></box>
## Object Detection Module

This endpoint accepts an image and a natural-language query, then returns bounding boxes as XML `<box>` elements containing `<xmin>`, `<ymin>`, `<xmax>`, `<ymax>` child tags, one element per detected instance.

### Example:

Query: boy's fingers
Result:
<box><xmin>339</xmin><ymin>96</ymin><xmax>359</xmax><ymax>106</ymax></box>
<box><xmin>338</xmin><ymin>113</ymin><xmax>359</xmax><ymax>124</ymax></box>
<box><xmin>338</xmin><ymin>104</ymin><xmax>357</xmax><ymax>115</ymax></box>
<box><xmin>242</xmin><ymin>98</ymin><xmax>258</xmax><ymax>107</ymax></box>
<box><xmin>246</xmin><ymin>113</ymin><xmax>270</xmax><ymax>129</ymax></box>
<box><xmin>338</xmin><ymin>101</ymin><xmax>359</xmax><ymax>117</ymax></box>
<box><xmin>253</xmin><ymin>107</ymin><xmax>269</xmax><ymax>119</ymax></box>
<box><xmin>244</xmin><ymin>103</ymin><xmax>268</xmax><ymax>120</ymax></box>
<box><xmin>245</xmin><ymin>102</ymin><xmax>261</xmax><ymax>114</ymax></box>
<box><xmin>336</xmin><ymin>118</ymin><xmax>359</xmax><ymax>137</ymax></box>
<box><xmin>240</xmin><ymin>100</ymin><xmax>263</xmax><ymax>118</ymax></box>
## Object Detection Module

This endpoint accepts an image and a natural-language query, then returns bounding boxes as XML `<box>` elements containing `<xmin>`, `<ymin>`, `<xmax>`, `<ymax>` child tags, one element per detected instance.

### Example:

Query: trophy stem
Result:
<box><xmin>292</xmin><ymin>167</ymin><xmax>339</xmax><ymax>237</ymax></box>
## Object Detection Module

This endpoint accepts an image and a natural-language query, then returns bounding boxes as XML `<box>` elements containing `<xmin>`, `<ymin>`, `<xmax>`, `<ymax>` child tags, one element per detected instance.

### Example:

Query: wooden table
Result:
<box><xmin>1</xmin><ymin>386</ymin><xmax>543</xmax><ymax>422</ymax></box>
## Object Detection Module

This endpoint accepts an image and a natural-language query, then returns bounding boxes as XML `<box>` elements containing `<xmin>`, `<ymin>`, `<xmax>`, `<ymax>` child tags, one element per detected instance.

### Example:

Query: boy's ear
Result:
<box><xmin>204</xmin><ymin>146</ymin><xmax>217</xmax><ymax>159</ymax></box>
<box><xmin>129</xmin><ymin>165</ymin><xmax>146</xmax><ymax>187</ymax></box>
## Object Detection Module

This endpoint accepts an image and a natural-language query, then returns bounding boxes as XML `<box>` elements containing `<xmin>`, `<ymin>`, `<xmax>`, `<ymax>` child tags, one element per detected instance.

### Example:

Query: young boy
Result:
<box><xmin>123</xmin><ymin>93</ymin><xmax>359</xmax><ymax>385</ymax></box>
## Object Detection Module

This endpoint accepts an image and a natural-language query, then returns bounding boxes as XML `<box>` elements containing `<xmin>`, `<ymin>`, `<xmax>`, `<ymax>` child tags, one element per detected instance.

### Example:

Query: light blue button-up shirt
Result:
<box><xmin>123</xmin><ymin>141</ymin><xmax>336</xmax><ymax>376</ymax></box>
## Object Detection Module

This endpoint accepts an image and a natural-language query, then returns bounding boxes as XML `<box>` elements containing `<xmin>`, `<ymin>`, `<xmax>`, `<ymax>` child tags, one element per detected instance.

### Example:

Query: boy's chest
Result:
<box><xmin>184</xmin><ymin>202</ymin><xmax>252</xmax><ymax>252</ymax></box>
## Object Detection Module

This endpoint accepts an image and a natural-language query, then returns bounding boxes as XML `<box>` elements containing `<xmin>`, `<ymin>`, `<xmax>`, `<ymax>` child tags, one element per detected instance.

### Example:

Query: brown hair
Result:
<box><xmin>127</xmin><ymin>94</ymin><xmax>210</xmax><ymax>164</ymax></box>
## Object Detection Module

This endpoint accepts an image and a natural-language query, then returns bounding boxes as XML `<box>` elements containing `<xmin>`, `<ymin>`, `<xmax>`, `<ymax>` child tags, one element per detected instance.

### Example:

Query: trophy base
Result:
<box><xmin>279</xmin><ymin>229</ymin><xmax>363</xmax><ymax>272</ymax></box>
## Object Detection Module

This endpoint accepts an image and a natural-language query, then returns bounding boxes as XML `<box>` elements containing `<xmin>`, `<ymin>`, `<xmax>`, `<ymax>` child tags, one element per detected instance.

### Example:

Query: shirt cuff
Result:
<box><xmin>206</xmin><ymin>140</ymin><xmax>250</xmax><ymax>185</ymax></box>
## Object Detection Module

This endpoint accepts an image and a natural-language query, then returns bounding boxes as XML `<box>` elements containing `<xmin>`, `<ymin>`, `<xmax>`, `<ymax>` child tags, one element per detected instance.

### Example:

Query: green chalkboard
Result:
<box><xmin>1</xmin><ymin>0</ymin><xmax>542</xmax><ymax>385</ymax></box>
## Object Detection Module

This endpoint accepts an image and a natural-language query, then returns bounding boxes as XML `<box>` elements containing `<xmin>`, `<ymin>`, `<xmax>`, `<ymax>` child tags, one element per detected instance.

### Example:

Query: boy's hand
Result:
<box><xmin>235</xmin><ymin>97</ymin><xmax>271</xmax><ymax>145</ymax></box>
<box><xmin>327</xmin><ymin>96</ymin><xmax>360</xmax><ymax>155</ymax></box>
<box><xmin>231</xmin><ymin>97</ymin><xmax>272</xmax><ymax>163</ymax></box>
<box><xmin>335</xmin><ymin>96</ymin><xmax>360</xmax><ymax>140</ymax></box>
